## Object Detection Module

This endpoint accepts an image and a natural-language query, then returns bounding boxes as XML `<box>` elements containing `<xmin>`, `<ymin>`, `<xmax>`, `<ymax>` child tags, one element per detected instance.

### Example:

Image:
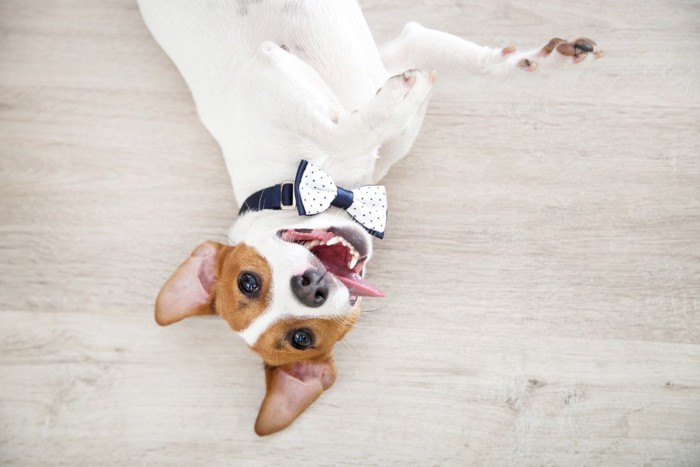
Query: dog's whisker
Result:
<box><xmin>358</xmin><ymin>305</ymin><xmax>386</xmax><ymax>314</ymax></box>
<box><xmin>339</xmin><ymin>338</ymin><xmax>359</xmax><ymax>356</ymax></box>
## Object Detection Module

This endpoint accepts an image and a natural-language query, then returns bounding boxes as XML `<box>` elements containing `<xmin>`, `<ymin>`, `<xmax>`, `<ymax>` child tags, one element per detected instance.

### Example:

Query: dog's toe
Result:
<box><xmin>556</xmin><ymin>42</ymin><xmax>577</xmax><ymax>57</ymax></box>
<box><xmin>540</xmin><ymin>38</ymin><xmax>567</xmax><ymax>56</ymax></box>
<box><xmin>518</xmin><ymin>58</ymin><xmax>538</xmax><ymax>72</ymax></box>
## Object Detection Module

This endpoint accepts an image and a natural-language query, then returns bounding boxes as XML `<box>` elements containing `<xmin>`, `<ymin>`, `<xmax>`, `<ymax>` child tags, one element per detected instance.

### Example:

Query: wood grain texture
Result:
<box><xmin>1</xmin><ymin>0</ymin><xmax>699</xmax><ymax>465</ymax></box>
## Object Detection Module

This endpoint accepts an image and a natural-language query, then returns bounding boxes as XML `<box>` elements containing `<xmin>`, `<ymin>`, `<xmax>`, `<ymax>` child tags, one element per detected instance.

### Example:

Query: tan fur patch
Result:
<box><xmin>253</xmin><ymin>306</ymin><xmax>361</xmax><ymax>366</ymax></box>
<box><xmin>212</xmin><ymin>243</ymin><xmax>273</xmax><ymax>332</ymax></box>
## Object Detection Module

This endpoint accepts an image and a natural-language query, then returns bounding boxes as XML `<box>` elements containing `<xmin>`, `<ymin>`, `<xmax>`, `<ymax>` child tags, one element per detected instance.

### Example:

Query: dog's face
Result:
<box><xmin>155</xmin><ymin>211</ymin><xmax>382</xmax><ymax>435</ymax></box>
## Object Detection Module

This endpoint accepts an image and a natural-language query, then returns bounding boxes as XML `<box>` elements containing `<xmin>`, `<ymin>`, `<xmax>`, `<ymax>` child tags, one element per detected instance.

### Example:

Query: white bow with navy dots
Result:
<box><xmin>296</xmin><ymin>161</ymin><xmax>387</xmax><ymax>238</ymax></box>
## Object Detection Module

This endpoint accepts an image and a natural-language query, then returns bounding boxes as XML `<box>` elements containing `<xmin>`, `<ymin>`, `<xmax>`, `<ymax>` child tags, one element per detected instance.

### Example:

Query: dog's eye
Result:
<box><xmin>238</xmin><ymin>272</ymin><xmax>260</xmax><ymax>294</ymax></box>
<box><xmin>290</xmin><ymin>328</ymin><xmax>314</xmax><ymax>350</ymax></box>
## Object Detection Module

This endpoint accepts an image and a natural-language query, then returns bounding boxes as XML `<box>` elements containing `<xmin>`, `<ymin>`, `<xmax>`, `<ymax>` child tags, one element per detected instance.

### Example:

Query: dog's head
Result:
<box><xmin>155</xmin><ymin>211</ymin><xmax>382</xmax><ymax>435</ymax></box>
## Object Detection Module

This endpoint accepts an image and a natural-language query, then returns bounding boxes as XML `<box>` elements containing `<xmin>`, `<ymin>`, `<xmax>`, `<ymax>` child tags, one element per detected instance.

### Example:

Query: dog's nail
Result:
<box><xmin>502</xmin><ymin>46</ymin><xmax>516</xmax><ymax>56</ymax></box>
<box><xmin>574</xmin><ymin>45</ymin><xmax>593</xmax><ymax>55</ymax></box>
<box><xmin>594</xmin><ymin>50</ymin><xmax>606</xmax><ymax>59</ymax></box>
<box><xmin>574</xmin><ymin>38</ymin><xmax>596</xmax><ymax>54</ymax></box>
<box><xmin>428</xmin><ymin>70</ymin><xmax>438</xmax><ymax>83</ymax></box>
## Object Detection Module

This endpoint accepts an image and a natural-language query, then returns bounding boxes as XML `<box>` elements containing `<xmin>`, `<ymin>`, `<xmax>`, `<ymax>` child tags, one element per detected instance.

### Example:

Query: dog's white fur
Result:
<box><xmin>139</xmin><ymin>0</ymin><xmax>600</xmax><ymax>346</ymax></box>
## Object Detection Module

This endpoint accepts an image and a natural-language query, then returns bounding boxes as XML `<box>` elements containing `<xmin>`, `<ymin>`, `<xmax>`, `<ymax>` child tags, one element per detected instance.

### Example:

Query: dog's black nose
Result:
<box><xmin>291</xmin><ymin>269</ymin><xmax>329</xmax><ymax>307</ymax></box>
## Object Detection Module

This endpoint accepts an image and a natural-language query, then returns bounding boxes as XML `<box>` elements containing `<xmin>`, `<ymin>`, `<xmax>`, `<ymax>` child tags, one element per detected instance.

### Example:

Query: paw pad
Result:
<box><xmin>542</xmin><ymin>37</ymin><xmax>604</xmax><ymax>61</ymax></box>
<box><xmin>540</xmin><ymin>38</ymin><xmax>567</xmax><ymax>56</ymax></box>
<box><xmin>518</xmin><ymin>58</ymin><xmax>537</xmax><ymax>72</ymax></box>
<box><xmin>401</xmin><ymin>70</ymin><xmax>417</xmax><ymax>87</ymax></box>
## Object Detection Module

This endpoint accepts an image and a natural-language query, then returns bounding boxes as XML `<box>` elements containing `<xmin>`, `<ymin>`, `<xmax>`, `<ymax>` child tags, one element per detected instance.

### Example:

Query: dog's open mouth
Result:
<box><xmin>278</xmin><ymin>227</ymin><xmax>385</xmax><ymax>304</ymax></box>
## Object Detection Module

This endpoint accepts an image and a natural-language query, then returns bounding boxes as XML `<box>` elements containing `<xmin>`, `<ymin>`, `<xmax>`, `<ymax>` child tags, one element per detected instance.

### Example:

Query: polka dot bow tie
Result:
<box><xmin>239</xmin><ymin>160</ymin><xmax>387</xmax><ymax>239</ymax></box>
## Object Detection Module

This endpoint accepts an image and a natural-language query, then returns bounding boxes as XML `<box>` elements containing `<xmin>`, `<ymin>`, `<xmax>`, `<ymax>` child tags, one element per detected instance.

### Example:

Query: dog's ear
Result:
<box><xmin>254</xmin><ymin>357</ymin><xmax>337</xmax><ymax>436</ymax></box>
<box><xmin>155</xmin><ymin>241</ymin><xmax>225</xmax><ymax>326</ymax></box>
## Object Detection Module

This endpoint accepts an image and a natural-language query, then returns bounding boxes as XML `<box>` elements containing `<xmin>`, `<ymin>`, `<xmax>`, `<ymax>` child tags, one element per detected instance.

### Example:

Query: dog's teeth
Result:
<box><xmin>326</xmin><ymin>237</ymin><xmax>341</xmax><ymax>246</ymax></box>
<box><xmin>346</xmin><ymin>241</ymin><xmax>359</xmax><ymax>256</ymax></box>
<box><xmin>308</xmin><ymin>240</ymin><xmax>320</xmax><ymax>248</ymax></box>
<box><xmin>348</xmin><ymin>249</ymin><xmax>360</xmax><ymax>269</ymax></box>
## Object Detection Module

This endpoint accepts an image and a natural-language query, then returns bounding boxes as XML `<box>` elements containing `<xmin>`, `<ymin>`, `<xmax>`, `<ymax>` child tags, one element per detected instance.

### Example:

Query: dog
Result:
<box><xmin>138</xmin><ymin>0</ymin><xmax>603</xmax><ymax>436</ymax></box>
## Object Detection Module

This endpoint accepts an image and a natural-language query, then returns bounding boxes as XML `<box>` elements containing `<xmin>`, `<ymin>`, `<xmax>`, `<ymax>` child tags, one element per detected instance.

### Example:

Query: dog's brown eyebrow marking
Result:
<box><xmin>214</xmin><ymin>243</ymin><xmax>273</xmax><ymax>332</ymax></box>
<box><xmin>251</xmin><ymin>311</ymin><xmax>360</xmax><ymax>367</ymax></box>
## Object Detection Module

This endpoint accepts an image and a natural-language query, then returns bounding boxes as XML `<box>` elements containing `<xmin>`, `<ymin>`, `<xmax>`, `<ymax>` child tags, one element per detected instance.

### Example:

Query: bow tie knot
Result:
<box><xmin>295</xmin><ymin>161</ymin><xmax>387</xmax><ymax>238</ymax></box>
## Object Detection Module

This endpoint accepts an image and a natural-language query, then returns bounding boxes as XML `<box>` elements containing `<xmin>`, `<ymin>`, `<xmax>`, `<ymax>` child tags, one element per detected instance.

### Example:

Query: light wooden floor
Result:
<box><xmin>1</xmin><ymin>0</ymin><xmax>699</xmax><ymax>465</ymax></box>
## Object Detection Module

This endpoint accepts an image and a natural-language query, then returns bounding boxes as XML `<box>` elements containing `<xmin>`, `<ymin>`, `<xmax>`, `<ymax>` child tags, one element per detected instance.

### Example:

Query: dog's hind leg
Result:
<box><xmin>371</xmin><ymin>23</ymin><xmax>605</xmax><ymax>181</ymax></box>
<box><xmin>379</xmin><ymin>22</ymin><xmax>604</xmax><ymax>78</ymax></box>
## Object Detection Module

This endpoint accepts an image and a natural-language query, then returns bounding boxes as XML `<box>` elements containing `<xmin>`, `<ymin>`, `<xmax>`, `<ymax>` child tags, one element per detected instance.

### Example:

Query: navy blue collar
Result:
<box><xmin>239</xmin><ymin>160</ymin><xmax>307</xmax><ymax>215</ymax></box>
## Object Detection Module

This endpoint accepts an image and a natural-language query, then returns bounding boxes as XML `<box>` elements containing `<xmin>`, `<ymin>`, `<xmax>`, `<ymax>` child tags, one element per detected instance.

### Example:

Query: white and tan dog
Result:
<box><xmin>138</xmin><ymin>0</ymin><xmax>603</xmax><ymax>435</ymax></box>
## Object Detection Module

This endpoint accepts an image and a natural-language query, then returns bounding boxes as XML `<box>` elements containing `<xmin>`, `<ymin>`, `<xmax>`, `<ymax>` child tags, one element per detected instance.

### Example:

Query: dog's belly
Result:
<box><xmin>140</xmin><ymin>0</ymin><xmax>388</xmax><ymax>111</ymax></box>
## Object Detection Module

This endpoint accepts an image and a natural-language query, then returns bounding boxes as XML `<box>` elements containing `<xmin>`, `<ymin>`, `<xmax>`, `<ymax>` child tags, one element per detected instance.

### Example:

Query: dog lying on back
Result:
<box><xmin>138</xmin><ymin>0</ymin><xmax>603</xmax><ymax>435</ymax></box>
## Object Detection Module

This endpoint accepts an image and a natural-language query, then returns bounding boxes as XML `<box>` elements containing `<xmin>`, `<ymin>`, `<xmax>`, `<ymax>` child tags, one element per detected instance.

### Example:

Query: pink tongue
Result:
<box><xmin>309</xmin><ymin>242</ymin><xmax>385</xmax><ymax>298</ymax></box>
<box><xmin>336</xmin><ymin>272</ymin><xmax>385</xmax><ymax>298</ymax></box>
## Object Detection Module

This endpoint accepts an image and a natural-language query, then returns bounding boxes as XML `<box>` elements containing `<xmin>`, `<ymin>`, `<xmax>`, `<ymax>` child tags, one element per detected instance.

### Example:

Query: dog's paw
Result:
<box><xmin>371</xmin><ymin>69</ymin><xmax>437</xmax><ymax>124</ymax></box>
<box><xmin>537</xmin><ymin>37</ymin><xmax>606</xmax><ymax>63</ymax></box>
<box><xmin>376</xmin><ymin>69</ymin><xmax>437</xmax><ymax>102</ymax></box>
<box><xmin>497</xmin><ymin>37</ymin><xmax>605</xmax><ymax>73</ymax></box>
<box><xmin>350</xmin><ymin>69</ymin><xmax>436</xmax><ymax>141</ymax></box>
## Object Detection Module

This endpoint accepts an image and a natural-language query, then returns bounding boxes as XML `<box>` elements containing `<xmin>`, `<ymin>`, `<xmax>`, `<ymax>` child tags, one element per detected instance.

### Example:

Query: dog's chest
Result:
<box><xmin>227</xmin><ymin>0</ymin><xmax>387</xmax><ymax>110</ymax></box>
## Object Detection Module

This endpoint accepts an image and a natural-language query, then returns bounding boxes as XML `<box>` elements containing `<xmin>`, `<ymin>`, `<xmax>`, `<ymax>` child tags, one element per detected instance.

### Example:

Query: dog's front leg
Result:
<box><xmin>380</xmin><ymin>22</ymin><xmax>605</xmax><ymax>78</ymax></box>
<box><xmin>318</xmin><ymin>68</ymin><xmax>436</xmax><ymax>179</ymax></box>
<box><xmin>237</xmin><ymin>43</ymin><xmax>434</xmax><ymax>184</ymax></box>
<box><xmin>332</xmin><ymin>69</ymin><xmax>436</xmax><ymax>153</ymax></box>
